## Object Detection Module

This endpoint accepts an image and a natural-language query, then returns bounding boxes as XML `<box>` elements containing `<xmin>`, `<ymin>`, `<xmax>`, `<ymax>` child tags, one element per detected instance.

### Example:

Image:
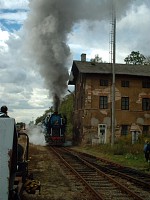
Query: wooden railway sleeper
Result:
<box><xmin>59</xmin><ymin>148</ymin><xmax>147</xmax><ymax>200</ymax></box>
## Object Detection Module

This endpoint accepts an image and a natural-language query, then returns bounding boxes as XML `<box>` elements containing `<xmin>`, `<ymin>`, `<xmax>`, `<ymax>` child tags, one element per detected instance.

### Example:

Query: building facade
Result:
<box><xmin>69</xmin><ymin>54</ymin><xmax>150</xmax><ymax>145</ymax></box>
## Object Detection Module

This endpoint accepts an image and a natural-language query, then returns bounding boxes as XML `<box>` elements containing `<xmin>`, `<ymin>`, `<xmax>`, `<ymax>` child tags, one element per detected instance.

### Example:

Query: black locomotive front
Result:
<box><xmin>45</xmin><ymin>112</ymin><xmax>66</xmax><ymax>146</ymax></box>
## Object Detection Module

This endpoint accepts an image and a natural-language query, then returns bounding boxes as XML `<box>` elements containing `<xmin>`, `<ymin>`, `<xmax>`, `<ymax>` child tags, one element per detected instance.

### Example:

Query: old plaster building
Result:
<box><xmin>69</xmin><ymin>54</ymin><xmax>150</xmax><ymax>145</ymax></box>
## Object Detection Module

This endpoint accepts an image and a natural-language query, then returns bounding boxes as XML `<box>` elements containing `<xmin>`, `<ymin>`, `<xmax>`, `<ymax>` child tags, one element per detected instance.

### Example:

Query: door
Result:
<box><xmin>98</xmin><ymin>124</ymin><xmax>107</xmax><ymax>144</ymax></box>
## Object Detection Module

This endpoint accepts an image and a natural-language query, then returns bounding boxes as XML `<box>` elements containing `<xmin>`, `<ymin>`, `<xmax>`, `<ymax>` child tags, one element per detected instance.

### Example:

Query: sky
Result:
<box><xmin>0</xmin><ymin>0</ymin><xmax>150</xmax><ymax>124</ymax></box>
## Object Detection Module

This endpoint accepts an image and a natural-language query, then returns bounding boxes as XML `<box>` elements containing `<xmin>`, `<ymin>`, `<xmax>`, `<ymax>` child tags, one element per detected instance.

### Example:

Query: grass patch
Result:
<box><xmin>72</xmin><ymin>141</ymin><xmax>150</xmax><ymax>173</ymax></box>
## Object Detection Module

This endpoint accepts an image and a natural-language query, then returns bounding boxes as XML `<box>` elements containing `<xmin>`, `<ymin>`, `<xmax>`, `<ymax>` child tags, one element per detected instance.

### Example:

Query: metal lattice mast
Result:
<box><xmin>111</xmin><ymin>1</ymin><xmax>116</xmax><ymax>146</ymax></box>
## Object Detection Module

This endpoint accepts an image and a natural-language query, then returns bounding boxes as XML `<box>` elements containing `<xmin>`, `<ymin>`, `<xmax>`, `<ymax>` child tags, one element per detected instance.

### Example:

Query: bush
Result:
<box><xmin>113</xmin><ymin>144</ymin><xmax>127</xmax><ymax>155</ymax></box>
<box><xmin>115</xmin><ymin>134</ymin><xmax>132</xmax><ymax>145</ymax></box>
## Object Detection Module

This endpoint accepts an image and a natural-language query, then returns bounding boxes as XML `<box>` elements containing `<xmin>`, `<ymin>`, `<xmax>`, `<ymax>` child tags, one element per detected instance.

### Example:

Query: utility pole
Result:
<box><xmin>111</xmin><ymin>1</ymin><xmax>116</xmax><ymax>146</ymax></box>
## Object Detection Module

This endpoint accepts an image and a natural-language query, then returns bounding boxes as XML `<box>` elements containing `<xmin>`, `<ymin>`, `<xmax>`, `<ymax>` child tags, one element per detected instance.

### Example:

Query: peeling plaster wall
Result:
<box><xmin>73</xmin><ymin>73</ymin><xmax>150</xmax><ymax>145</ymax></box>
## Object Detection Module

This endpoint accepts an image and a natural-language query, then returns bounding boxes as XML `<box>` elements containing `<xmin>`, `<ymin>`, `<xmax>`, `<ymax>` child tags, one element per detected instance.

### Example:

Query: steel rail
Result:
<box><xmin>63</xmin><ymin>148</ymin><xmax>144</xmax><ymax>200</ymax></box>
<box><xmin>50</xmin><ymin>147</ymin><xmax>104</xmax><ymax>200</ymax></box>
<box><xmin>70</xmin><ymin>149</ymin><xmax>150</xmax><ymax>189</ymax></box>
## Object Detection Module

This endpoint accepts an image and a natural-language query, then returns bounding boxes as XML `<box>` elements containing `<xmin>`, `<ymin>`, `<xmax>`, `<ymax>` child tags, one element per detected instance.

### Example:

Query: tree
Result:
<box><xmin>35</xmin><ymin>107</ymin><xmax>53</xmax><ymax>125</ymax></box>
<box><xmin>59</xmin><ymin>94</ymin><xmax>74</xmax><ymax>139</ymax></box>
<box><xmin>90</xmin><ymin>54</ymin><xmax>103</xmax><ymax>63</ymax></box>
<box><xmin>144</xmin><ymin>56</ymin><xmax>150</xmax><ymax>65</ymax></box>
<box><xmin>124</xmin><ymin>51</ymin><xmax>146</xmax><ymax>65</ymax></box>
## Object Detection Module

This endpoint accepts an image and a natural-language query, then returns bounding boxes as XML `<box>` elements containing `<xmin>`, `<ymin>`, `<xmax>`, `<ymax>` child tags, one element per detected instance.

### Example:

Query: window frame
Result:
<box><xmin>121</xmin><ymin>97</ymin><xmax>129</xmax><ymax>110</ymax></box>
<box><xmin>142</xmin><ymin>80</ymin><xmax>150</xmax><ymax>88</ymax></box>
<box><xmin>99</xmin><ymin>96</ymin><xmax>108</xmax><ymax>109</ymax></box>
<box><xmin>143</xmin><ymin>125</ymin><xmax>149</xmax><ymax>135</ymax></box>
<box><xmin>121</xmin><ymin>80</ymin><xmax>129</xmax><ymax>87</ymax></box>
<box><xmin>100</xmin><ymin>79</ymin><xmax>108</xmax><ymax>86</ymax></box>
<box><xmin>121</xmin><ymin>125</ymin><xmax>128</xmax><ymax>135</ymax></box>
<box><xmin>142</xmin><ymin>98</ymin><xmax>150</xmax><ymax>111</ymax></box>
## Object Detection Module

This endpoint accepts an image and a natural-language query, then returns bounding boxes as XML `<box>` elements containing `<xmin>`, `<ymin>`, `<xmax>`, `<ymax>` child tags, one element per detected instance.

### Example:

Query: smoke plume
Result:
<box><xmin>27</xmin><ymin>125</ymin><xmax>46</xmax><ymax>146</ymax></box>
<box><xmin>24</xmin><ymin>0</ymin><xmax>134</xmax><ymax>108</ymax></box>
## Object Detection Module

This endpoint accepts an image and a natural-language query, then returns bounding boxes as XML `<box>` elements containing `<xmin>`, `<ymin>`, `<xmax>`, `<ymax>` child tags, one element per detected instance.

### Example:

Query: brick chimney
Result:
<box><xmin>81</xmin><ymin>53</ymin><xmax>86</xmax><ymax>62</ymax></box>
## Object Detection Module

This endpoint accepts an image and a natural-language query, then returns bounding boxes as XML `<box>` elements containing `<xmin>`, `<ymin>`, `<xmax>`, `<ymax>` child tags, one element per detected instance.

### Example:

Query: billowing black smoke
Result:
<box><xmin>24</xmin><ymin>0</ymin><xmax>134</xmax><ymax>110</ymax></box>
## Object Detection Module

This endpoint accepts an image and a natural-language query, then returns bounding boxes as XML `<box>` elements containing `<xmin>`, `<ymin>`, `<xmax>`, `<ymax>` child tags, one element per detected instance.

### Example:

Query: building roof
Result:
<box><xmin>73</xmin><ymin>61</ymin><xmax>150</xmax><ymax>75</ymax></box>
<box><xmin>68</xmin><ymin>61</ymin><xmax>150</xmax><ymax>85</ymax></box>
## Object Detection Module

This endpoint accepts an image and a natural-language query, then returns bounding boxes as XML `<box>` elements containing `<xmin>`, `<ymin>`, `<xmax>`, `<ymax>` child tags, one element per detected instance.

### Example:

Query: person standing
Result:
<box><xmin>0</xmin><ymin>105</ymin><xmax>24</xmax><ymax>164</ymax></box>
<box><xmin>0</xmin><ymin>105</ymin><xmax>9</xmax><ymax>117</ymax></box>
<box><xmin>144</xmin><ymin>140</ymin><xmax>150</xmax><ymax>162</ymax></box>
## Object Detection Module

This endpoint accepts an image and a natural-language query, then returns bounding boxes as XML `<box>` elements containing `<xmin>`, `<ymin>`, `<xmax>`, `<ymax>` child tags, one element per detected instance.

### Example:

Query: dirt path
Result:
<box><xmin>22</xmin><ymin>144</ymin><xmax>85</xmax><ymax>200</ymax></box>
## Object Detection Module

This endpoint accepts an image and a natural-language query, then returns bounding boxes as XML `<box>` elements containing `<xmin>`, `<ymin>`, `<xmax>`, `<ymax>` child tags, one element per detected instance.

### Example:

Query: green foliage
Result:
<box><xmin>90</xmin><ymin>54</ymin><xmax>103</xmax><ymax>63</ymax></box>
<box><xmin>113</xmin><ymin>134</ymin><xmax>146</xmax><ymax>156</ymax></box>
<box><xmin>35</xmin><ymin>116</ymin><xmax>45</xmax><ymax>125</ymax></box>
<box><xmin>35</xmin><ymin>106</ymin><xmax>53</xmax><ymax>125</ymax></box>
<box><xmin>116</xmin><ymin>134</ymin><xmax>132</xmax><ymax>145</ymax></box>
<box><xmin>145</xmin><ymin>56</ymin><xmax>150</xmax><ymax>65</ymax></box>
<box><xmin>59</xmin><ymin>94</ymin><xmax>74</xmax><ymax>139</ymax></box>
<box><xmin>74</xmin><ymin>141</ymin><xmax>148</xmax><ymax>170</ymax></box>
<box><xmin>113</xmin><ymin>144</ymin><xmax>127</xmax><ymax>155</ymax></box>
<box><xmin>124</xmin><ymin>51</ymin><xmax>146</xmax><ymax>65</ymax></box>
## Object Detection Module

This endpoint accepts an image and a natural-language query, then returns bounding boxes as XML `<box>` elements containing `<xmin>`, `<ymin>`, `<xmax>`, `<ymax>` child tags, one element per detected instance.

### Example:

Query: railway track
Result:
<box><xmin>50</xmin><ymin>147</ymin><xmax>150</xmax><ymax>200</ymax></box>
<box><xmin>70</xmin><ymin>149</ymin><xmax>150</xmax><ymax>190</ymax></box>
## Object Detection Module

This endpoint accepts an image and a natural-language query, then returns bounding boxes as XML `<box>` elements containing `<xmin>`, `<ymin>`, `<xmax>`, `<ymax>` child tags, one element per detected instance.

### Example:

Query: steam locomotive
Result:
<box><xmin>44</xmin><ymin>112</ymin><xmax>66</xmax><ymax>146</ymax></box>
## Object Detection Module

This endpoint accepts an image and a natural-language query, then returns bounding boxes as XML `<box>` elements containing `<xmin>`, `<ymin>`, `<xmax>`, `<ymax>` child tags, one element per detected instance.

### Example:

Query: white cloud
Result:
<box><xmin>116</xmin><ymin>3</ymin><xmax>150</xmax><ymax>61</ymax></box>
<box><xmin>0</xmin><ymin>0</ymin><xmax>29</xmax><ymax>9</ymax></box>
<box><xmin>12</xmin><ymin>108</ymin><xmax>46</xmax><ymax>124</ymax></box>
<box><xmin>0</xmin><ymin>29</ymin><xmax>9</xmax><ymax>41</ymax></box>
<box><xmin>0</xmin><ymin>0</ymin><xmax>150</xmax><ymax>124</ymax></box>
<box><xmin>28</xmin><ymin>88</ymin><xmax>51</xmax><ymax>108</ymax></box>
<box><xmin>68</xmin><ymin>2</ymin><xmax>150</xmax><ymax>63</ymax></box>
<box><xmin>68</xmin><ymin>20</ymin><xmax>111</xmax><ymax>62</ymax></box>
<box><xmin>0</xmin><ymin>25</ymin><xmax>50</xmax><ymax>123</ymax></box>
<box><xmin>0</xmin><ymin>11</ymin><xmax>28</xmax><ymax>23</ymax></box>
<box><xmin>0</xmin><ymin>29</ymin><xmax>9</xmax><ymax>51</ymax></box>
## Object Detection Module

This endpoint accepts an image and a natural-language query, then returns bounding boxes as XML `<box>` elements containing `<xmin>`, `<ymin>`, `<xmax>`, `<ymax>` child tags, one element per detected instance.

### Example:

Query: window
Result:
<box><xmin>142</xmin><ymin>80</ymin><xmax>150</xmax><ymax>88</ymax></box>
<box><xmin>100</xmin><ymin>79</ymin><xmax>108</xmax><ymax>86</ymax></box>
<box><xmin>121</xmin><ymin>125</ymin><xmax>128</xmax><ymax>135</ymax></box>
<box><xmin>143</xmin><ymin>125</ymin><xmax>149</xmax><ymax>135</ymax></box>
<box><xmin>121</xmin><ymin>97</ymin><xmax>129</xmax><ymax>110</ymax></box>
<box><xmin>142</xmin><ymin>98</ymin><xmax>150</xmax><ymax>111</ymax></box>
<box><xmin>100</xmin><ymin>96</ymin><xmax>108</xmax><ymax>109</ymax></box>
<box><xmin>121</xmin><ymin>80</ymin><xmax>129</xmax><ymax>87</ymax></box>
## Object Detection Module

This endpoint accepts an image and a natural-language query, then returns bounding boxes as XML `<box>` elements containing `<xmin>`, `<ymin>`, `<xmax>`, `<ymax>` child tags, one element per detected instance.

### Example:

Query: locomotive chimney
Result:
<box><xmin>81</xmin><ymin>53</ymin><xmax>86</xmax><ymax>62</ymax></box>
<box><xmin>53</xmin><ymin>94</ymin><xmax>60</xmax><ymax>112</ymax></box>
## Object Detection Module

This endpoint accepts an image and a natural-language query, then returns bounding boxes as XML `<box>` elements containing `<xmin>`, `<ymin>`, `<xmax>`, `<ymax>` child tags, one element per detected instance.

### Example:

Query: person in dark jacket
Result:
<box><xmin>0</xmin><ymin>105</ymin><xmax>9</xmax><ymax>117</ymax></box>
<box><xmin>144</xmin><ymin>140</ymin><xmax>150</xmax><ymax>162</ymax></box>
